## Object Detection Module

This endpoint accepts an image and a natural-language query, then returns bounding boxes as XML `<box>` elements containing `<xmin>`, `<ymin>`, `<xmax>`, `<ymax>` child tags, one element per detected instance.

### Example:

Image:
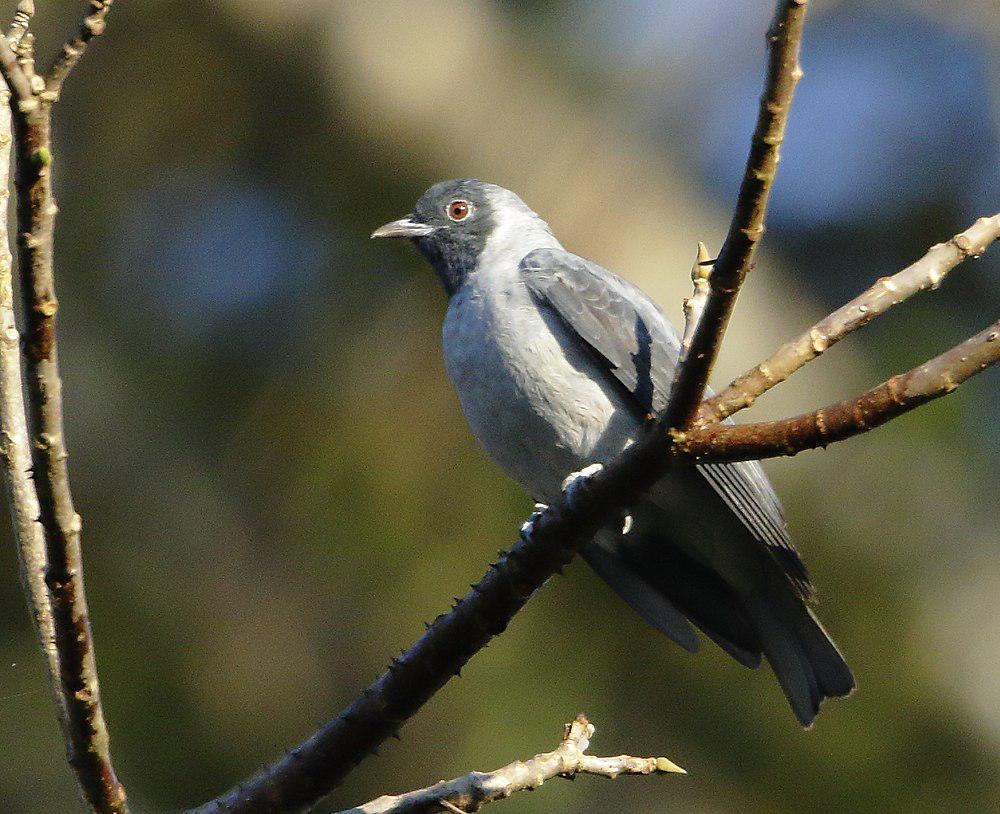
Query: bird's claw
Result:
<box><xmin>561</xmin><ymin>463</ymin><xmax>604</xmax><ymax>500</ymax></box>
<box><xmin>521</xmin><ymin>466</ymin><xmax>604</xmax><ymax>541</ymax></box>
<box><xmin>520</xmin><ymin>502</ymin><xmax>549</xmax><ymax>539</ymax></box>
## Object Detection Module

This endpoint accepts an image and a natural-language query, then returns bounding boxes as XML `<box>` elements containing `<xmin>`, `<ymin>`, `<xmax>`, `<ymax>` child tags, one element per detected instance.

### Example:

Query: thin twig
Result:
<box><xmin>11</xmin><ymin>93</ymin><xmax>128</xmax><ymax>814</ymax></box>
<box><xmin>675</xmin><ymin>320</ymin><xmax>1000</xmax><ymax>462</ymax></box>
<box><xmin>0</xmin><ymin>9</ymin><xmax>127</xmax><ymax>814</ymax></box>
<box><xmin>43</xmin><ymin>0</ymin><xmax>115</xmax><ymax>101</ymax></box>
<box><xmin>0</xmin><ymin>78</ymin><xmax>63</xmax><ymax>723</ymax></box>
<box><xmin>337</xmin><ymin>715</ymin><xmax>684</xmax><ymax>814</ymax></box>
<box><xmin>697</xmin><ymin>213</ymin><xmax>1000</xmax><ymax>426</ymax></box>
<box><xmin>7</xmin><ymin>1</ymin><xmax>34</xmax><ymax>47</ymax></box>
<box><xmin>680</xmin><ymin>241</ymin><xmax>712</xmax><ymax>353</ymax></box>
<box><xmin>661</xmin><ymin>0</ymin><xmax>808</xmax><ymax>431</ymax></box>
<box><xmin>0</xmin><ymin>36</ymin><xmax>38</xmax><ymax>108</ymax></box>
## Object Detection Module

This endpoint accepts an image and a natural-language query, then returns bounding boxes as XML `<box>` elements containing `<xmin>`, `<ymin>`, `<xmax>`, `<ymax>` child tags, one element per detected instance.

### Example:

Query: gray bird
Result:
<box><xmin>372</xmin><ymin>179</ymin><xmax>854</xmax><ymax>726</ymax></box>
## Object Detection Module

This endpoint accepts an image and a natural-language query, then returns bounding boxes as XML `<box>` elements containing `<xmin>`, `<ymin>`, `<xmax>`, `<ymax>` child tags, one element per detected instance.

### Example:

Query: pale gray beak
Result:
<box><xmin>371</xmin><ymin>216</ymin><xmax>436</xmax><ymax>239</ymax></box>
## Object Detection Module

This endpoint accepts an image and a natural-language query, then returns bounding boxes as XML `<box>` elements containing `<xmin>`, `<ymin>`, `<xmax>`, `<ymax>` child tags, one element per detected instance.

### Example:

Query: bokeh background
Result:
<box><xmin>0</xmin><ymin>1</ymin><xmax>998</xmax><ymax>811</ymax></box>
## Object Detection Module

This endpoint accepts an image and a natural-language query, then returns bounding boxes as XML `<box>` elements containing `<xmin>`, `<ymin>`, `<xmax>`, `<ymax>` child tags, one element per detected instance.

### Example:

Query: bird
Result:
<box><xmin>372</xmin><ymin>179</ymin><xmax>854</xmax><ymax>726</ymax></box>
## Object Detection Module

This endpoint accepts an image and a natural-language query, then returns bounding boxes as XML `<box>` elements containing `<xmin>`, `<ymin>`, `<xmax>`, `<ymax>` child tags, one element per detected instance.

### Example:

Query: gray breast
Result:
<box><xmin>442</xmin><ymin>267</ymin><xmax>639</xmax><ymax>502</ymax></box>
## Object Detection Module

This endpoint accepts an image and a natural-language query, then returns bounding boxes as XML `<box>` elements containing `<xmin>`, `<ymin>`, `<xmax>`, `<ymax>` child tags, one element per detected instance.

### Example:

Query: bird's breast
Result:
<box><xmin>443</xmin><ymin>276</ymin><xmax>637</xmax><ymax>502</ymax></box>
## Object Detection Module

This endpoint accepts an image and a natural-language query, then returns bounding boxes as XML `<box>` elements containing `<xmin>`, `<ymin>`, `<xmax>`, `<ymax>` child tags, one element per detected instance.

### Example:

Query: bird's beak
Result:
<box><xmin>370</xmin><ymin>216</ymin><xmax>436</xmax><ymax>239</ymax></box>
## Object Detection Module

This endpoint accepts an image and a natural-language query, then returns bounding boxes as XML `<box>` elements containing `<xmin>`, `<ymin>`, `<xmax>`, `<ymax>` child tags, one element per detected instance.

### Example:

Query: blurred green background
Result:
<box><xmin>1</xmin><ymin>1</ymin><xmax>998</xmax><ymax>811</ymax></box>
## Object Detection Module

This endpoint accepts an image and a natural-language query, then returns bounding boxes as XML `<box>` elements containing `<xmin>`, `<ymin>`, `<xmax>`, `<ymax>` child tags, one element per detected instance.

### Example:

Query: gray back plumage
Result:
<box><xmin>519</xmin><ymin>247</ymin><xmax>812</xmax><ymax>599</ymax></box>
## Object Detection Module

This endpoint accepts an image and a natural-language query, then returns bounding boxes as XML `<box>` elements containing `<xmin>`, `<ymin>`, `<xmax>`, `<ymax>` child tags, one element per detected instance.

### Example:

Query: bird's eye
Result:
<box><xmin>447</xmin><ymin>199</ymin><xmax>471</xmax><ymax>221</ymax></box>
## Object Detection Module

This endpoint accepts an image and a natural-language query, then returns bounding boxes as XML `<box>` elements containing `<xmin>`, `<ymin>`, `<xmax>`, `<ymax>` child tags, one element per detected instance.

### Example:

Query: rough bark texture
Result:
<box><xmin>338</xmin><ymin>715</ymin><xmax>684</xmax><ymax>814</ymax></box>
<box><xmin>697</xmin><ymin>213</ymin><xmax>1000</xmax><ymax>425</ymax></box>
<box><xmin>661</xmin><ymin>0</ymin><xmax>808</xmax><ymax>431</ymax></box>
<box><xmin>676</xmin><ymin>320</ymin><xmax>1000</xmax><ymax>462</ymax></box>
<box><xmin>12</xmin><ymin>95</ymin><xmax>127</xmax><ymax>814</ymax></box>
<box><xmin>0</xmin><ymin>77</ymin><xmax>63</xmax><ymax>724</ymax></box>
<box><xmin>0</xmin><ymin>6</ymin><xmax>126</xmax><ymax>811</ymax></box>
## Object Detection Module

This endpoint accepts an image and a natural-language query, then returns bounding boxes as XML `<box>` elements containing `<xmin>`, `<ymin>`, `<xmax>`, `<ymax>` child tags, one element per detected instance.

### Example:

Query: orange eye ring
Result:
<box><xmin>447</xmin><ymin>199</ymin><xmax>471</xmax><ymax>221</ymax></box>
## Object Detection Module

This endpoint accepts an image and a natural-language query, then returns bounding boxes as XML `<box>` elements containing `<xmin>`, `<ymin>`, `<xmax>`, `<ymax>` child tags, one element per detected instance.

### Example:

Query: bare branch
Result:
<box><xmin>7</xmin><ymin>1</ymin><xmax>34</xmax><ymax>47</ymax></box>
<box><xmin>675</xmin><ymin>320</ymin><xmax>1000</xmax><ymax>462</ymax></box>
<box><xmin>11</xmin><ymin>110</ymin><xmax>127</xmax><ymax>814</ymax></box>
<box><xmin>2</xmin><ymin>14</ymin><xmax>129</xmax><ymax>812</ymax></box>
<box><xmin>0</xmin><ymin>34</ymin><xmax>38</xmax><ymax>108</ymax></box>
<box><xmin>43</xmin><ymin>0</ymin><xmax>115</xmax><ymax>100</ymax></box>
<box><xmin>0</xmin><ymin>77</ymin><xmax>64</xmax><ymax>725</ymax></box>
<box><xmin>697</xmin><ymin>212</ymin><xmax>1000</xmax><ymax>426</ymax></box>
<box><xmin>680</xmin><ymin>241</ymin><xmax>712</xmax><ymax>353</ymax></box>
<box><xmin>661</xmin><ymin>0</ymin><xmax>808</xmax><ymax>431</ymax></box>
<box><xmin>185</xmin><ymin>466</ymin><xmax>644</xmax><ymax>814</ymax></box>
<box><xmin>337</xmin><ymin>715</ymin><xmax>684</xmax><ymax>814</ymax></box>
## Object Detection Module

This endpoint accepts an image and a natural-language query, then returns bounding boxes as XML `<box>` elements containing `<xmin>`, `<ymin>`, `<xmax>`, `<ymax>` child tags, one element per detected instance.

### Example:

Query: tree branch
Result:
<box><xmin>185</xmin><ymin>468</ymin><xmax>648</xmax><ymax>814</ymax></box>
<box><xmin>44</xmin><ymin>0</ymin><xmax>114</xmax><ymax>101</ymax></box>
<box><xmin>7</xmin><ymin>1</ymin><xmax>34</xmax><ymax>48</ymax></box>
<box><xmin>0</xmin><ymin>34</ymin><xmax>38</xmax><ymax>108</ymax></box>
<box><xmin>11</xmin><ymin>92</ymin><xmax>128</xmax><ymax>814</ymax></box>
<box><xmin>697</xmin><ymin>212</ymin><xmax>1000</xmax><ymax>426</ymax></box>
<box><xmin>0</xmin><ymin>74</ymin><xmax>64</xmax><ymax>726</ymax></box>
<box><xmin>675</xmin><ymin>320</ymin><xmax>1000</xmax><ymax>462</ymax></box>
<box><xmin>336</xmin><ymin>715</ymin><xmax>684</xmax><ymax>814</ymax></box>
<box><xmin>661</xmin><ymin>0</ymin><xmax>808</xmax><ymax>431</ymax></box>
<box><xmin>680</xmin><ymin>241</ymin><xmax>712</xmax><ymax>353</ymax></box>
<box><xmin>0</xmin><ymin>6</ymin><xmax>126</xmax><ymax>813</ymax></box>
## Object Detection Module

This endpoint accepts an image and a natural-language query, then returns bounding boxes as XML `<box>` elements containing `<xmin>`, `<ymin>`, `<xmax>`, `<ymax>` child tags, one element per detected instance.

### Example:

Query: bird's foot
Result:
<box><xmin>561</xmin><ymin>463</ymin><xmax>604</xmax><ymax>500</ymax></box>
<box><xmin>621</xmin><ymin>513</ymin><xmax>634</xmax><ymax>535</ymax></box>
<box><xmin>520</xmin><ymin>502</ymin><xmax>549</xmax><ymax>540</ymax></box>
<box><xmin>521</xmin><ymin>466</ymin><xmax>604</xmax><ymax>541</ymax></box>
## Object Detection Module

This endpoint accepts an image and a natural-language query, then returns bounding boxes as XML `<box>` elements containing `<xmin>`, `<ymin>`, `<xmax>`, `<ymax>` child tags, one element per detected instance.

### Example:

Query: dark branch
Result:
<box><xmin>675</xmin><ymin>320</ymin><xmax>1000</xmax><ymax>462</ymax></box>
<box><xmin>696</xmin><ymin>213</ymin><xmax>1000</xmax><ymax>426</ymax></box>
<box><xmin>185</xmin><ymin>460</ymin><xmax>675</xmax><ymax>813</ymax></box>
<box><xmin>661</xmin><ymin>0</ymin><xmax>808</xmax><ymax>431</ymax></box>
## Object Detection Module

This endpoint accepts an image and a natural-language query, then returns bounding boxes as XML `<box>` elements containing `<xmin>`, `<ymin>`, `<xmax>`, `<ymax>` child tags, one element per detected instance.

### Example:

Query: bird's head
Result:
<box><xmin>372</xmin><ymin>179</ymin><xmax>552</xmax><ymax>295</ymax></box>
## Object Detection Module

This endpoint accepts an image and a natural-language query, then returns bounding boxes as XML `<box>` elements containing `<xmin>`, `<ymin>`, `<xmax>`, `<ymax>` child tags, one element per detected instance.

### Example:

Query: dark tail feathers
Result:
<box><xmin>745</xmin><ymin>595</ymin><xmax>855</xmax><ymax>727</ymax></box>
<box><xmin>583</xmin><ymin>539</ymin><xmax>854</xmax><ymax>727</ymax></box>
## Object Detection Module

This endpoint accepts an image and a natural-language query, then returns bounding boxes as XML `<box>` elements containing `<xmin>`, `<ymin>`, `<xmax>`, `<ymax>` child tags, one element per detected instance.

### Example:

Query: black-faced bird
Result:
<box><xmin>373</xmin><ymin>179</ymin><xmax>854</xmax><ymax>726</ymax></box>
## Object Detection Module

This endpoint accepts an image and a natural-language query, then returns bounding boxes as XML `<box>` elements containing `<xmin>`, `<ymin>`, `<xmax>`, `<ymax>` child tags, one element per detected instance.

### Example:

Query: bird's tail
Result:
<box><xmin>744</xmin><ymin>593</ymin><xmax>855</xmax><ymax>728</ymax></box>
<box><xmin>583</xmin><ymin>533</ymin><xmax>854</xmax><ymax>727</ymax></box>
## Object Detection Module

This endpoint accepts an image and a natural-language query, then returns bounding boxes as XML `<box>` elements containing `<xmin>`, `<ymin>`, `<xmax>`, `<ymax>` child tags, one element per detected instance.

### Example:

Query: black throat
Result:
<box><xmin>409</xmin><ymin>179</ymin><xmax>497</xmax><ymax>297</ymax></box>
<box><xmin>413</xmin><ymin>230</ymin><xmax>487</xmax><ymax>296</ymax></box>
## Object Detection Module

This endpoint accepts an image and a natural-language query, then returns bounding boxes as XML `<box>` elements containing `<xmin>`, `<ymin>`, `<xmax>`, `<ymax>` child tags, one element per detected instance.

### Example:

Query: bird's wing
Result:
<box><xmin>519</xmin><ymin>247</ymin><xmax>813</xmax><ymax>599</ymax></box>
<box><xmin>521</xmin><ymin>249</ymin><xmax>680</xmax><ymax>416</ymax></box>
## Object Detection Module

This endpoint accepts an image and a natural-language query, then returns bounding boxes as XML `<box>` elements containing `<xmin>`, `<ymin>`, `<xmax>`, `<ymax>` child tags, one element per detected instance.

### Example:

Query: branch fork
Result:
<box><xmin>0</xmin><ymin>3</ymin><xmax>124</xmax><ymax>813</ymax></box>
<box><xmin>339</xmin><ymin>715</ymin><xmax>684</xmax><ymax>814</ymax></box>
